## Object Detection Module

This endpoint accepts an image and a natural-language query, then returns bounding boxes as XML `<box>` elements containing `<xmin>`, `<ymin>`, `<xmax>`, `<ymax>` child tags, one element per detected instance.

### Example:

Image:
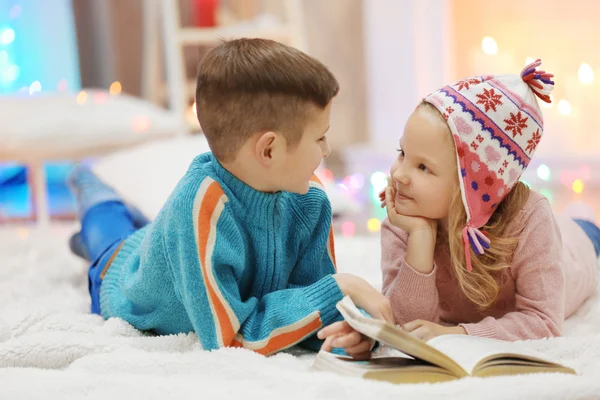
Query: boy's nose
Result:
<box><xmin>322</xmin><ymin>142</ymin><xmax>331</xmax><ymax>158</ymax></box>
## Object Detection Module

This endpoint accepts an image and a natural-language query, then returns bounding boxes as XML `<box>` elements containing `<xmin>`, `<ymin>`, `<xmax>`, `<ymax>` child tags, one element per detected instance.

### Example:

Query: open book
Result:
<box><xmin>312</xmin><ymin>296</ymin><xmax>575</xmax><ymax>384</ymax></box>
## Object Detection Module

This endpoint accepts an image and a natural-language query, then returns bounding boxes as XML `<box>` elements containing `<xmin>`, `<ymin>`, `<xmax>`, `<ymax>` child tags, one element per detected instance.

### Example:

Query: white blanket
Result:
<box><xmin>1</xmin><ymin>225</ymin><xmax>600</xmax><ymax>400</ymax></box>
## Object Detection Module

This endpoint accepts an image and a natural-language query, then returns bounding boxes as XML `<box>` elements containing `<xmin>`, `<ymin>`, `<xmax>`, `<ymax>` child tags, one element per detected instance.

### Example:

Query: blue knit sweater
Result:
<box><xmin>100</xmin><ymin>152</ymin><xmax>344</xmax><ymax>354</ymax></box>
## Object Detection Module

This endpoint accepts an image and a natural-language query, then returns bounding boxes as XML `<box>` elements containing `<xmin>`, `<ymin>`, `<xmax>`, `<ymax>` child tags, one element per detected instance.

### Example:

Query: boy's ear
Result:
<box><xmin>255</xmin><ymin>131</ymin><xmax>281</xmax><ymax>167</ymax></box>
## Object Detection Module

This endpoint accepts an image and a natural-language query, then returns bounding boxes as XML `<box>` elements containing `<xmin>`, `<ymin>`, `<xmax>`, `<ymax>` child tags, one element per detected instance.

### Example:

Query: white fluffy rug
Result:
<box><xmin>1</xmin><ymin>224</ymin><xmax>600</xmax><ymax>400</ymax></box>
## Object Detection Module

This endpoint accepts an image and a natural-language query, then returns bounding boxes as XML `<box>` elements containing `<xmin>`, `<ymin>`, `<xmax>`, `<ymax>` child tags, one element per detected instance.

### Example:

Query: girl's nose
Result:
<box><xmin>392</xmin><ymin>166</ymin><xmax>410</xmax><ymax>186</ymax></box>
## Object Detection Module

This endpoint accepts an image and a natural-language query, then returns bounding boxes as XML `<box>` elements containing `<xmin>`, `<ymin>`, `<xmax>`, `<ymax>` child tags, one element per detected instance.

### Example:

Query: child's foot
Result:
<box><xmin>68</xmin><ymin>202</ymin><xmax>148</xmax><ymax>261</ymax></box>
<box><xmin>67</xmin><ymin>166</ymin><xmax>151</xmax><ymax>261</ymax></box>
<box><xmin>69</xmin><ymin>231</ymin><xmax>90</xmax><ymax>261</ymax></box>
<box><xmin>67</xmin><ymin>166</ymin><xmax>122</xmax><ymax>218</ymax></box>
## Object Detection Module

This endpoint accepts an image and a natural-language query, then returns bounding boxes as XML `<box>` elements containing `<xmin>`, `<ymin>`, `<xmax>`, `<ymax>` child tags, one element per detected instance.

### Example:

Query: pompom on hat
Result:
<box><xmin>423</xmin><ymin>59</ymin><xmax>555</xmax><ymax>271</ymax></box>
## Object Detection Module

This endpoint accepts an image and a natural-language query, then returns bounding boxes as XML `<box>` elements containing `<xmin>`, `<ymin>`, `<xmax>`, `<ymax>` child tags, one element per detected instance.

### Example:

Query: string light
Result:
<box><xmin>76</xmin><ymin>90</ymin><xmax>88</xmax><ymax>104</ymax></box>
<box><xmin>558</xmin><ymin>99</ymin><xmax>572</xmax><ymax>115</ymax></box>
<box><xmin>57</xmin><ymin>79</ymin><xmax>68</xmax><ymax>92</ymax></box>
<box><xmin>370</xmin><ymin>171</ymin><xmax>388</xmax><ymax>192</ymax></box>
<box><xmin>319</xmin><ymin>168</ymin><xmax>334</xmax><ymax>182</ymax></box>
<box><xmin>572</xmin><ymin>179</ymin><xmax>584</xmax><ymax>194</ymax></box>
<box><xmin>94</xmin><ymin>91</ymin><xmax>107</xmax><ymax>104</ymax></box>
<box><xmin>344</xmin><ymin>174</ymin><xmax>365</xmax><ymax>191</ymax></box>
<box><xmin>578</xmin><ymin>63</ymin><xmax>594</xmax><ymax>84</ymax></box>
<box><xmin>370</xmin><ymin>171</ymin><xmax>388</xmax><ymax>204</ymax></box>
<box><xmin>337</xmin><ymin>182</ymin><xmax>349</xmax><ymax>193</ymax></box>
<box><xmin>0</xmin><ymin>28</ymin><xmax>15</xmax><ymax>45</ymax></box>
<box><xmin>0</xmin><ymin>50</ymin><xmax>19</xmax><ymax>84</ymax></box>
<box><xmin>367</xmin><ymin>218</ymin><xmax>381</xmax><ymax>233</ymax></box>
<box><xmin>341</xmin><ymin>221</ymin><xmax>355</xmax><ymax>237</ymax></box>
<box><xmin>109</xmin><ymin>81</ymin><xmax>122</xmax><ymax>95</ymax></box>
<box><xmin>29</xmin><ymin>80</ymin><xmax>41</xmax><ymax>95</ymax></box>
<box><xmin>481</xmin><ymin>36</ymin><xmax>498</xmax><ymax>55</ymax></box>
<box><xmin>342</xmin><ymin>177</ymin><xmax>354</xmax><ymax>193</ymax></box>
<box><xmin>132</xmin><ymin>115</ymin><xmax>151</xmax><ymax>133</ymax></box>
<box><xmin>17</xmin><ymin>228</ymin><xmax>29</xmax><ymax>240</ymax></box>
<box><xmin>537</xmin><ymin>164</ymin><xmax>551</xmax><ymax>181</ymax></box>
<box><xmin>1</xmin><ymin>65</ymin><xmax>19</xmax><ymax>83</ymax></box>
<box><xmin>9</xmin><ymin>5</ymin><xmax>22</xmax><ymax>20</ymax></box>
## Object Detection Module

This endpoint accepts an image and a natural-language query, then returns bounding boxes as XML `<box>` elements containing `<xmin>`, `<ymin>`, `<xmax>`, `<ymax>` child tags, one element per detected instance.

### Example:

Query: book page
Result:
<box><xmin>336</xmin><ymin>297</ymin><xmax>467</xmax><ymax>377</ymax></box>
<box><xmin>426</xmin><ymin>334</ymin><xmax>557</xmax><ymax>374</ymax></box>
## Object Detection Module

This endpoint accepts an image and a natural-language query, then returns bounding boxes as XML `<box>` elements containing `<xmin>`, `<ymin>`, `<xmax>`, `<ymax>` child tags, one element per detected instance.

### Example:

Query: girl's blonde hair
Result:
<box><xmin>420</xmin><ymin>102</ymin><xmax>530</xmax><ymax>309</ymax></box>
<box><xmin>447</xmin><ymin>181</ymin><xmax>529</xmax><ymax>309</ymax></box>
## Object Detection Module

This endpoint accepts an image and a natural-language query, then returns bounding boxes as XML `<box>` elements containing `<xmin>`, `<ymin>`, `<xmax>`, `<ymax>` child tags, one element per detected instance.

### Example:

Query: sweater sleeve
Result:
<box><xmin>461</xmin><ymin>197</ymin><xmax>565</xmax><ymax>340</ymax></box>
<box><xmin>287</xmin><ymin>179</ymin><xmax>344</xmax><ymax>352</ymax></box>
<box><xmin>380</xmin><ymin>218</ymin><xmax>441</xmax><ymax>325</ymax></box>
<box><xmin>165</xmin><ymin>178</ymin><xmax>343</xmax><ymax>355</ymax></box>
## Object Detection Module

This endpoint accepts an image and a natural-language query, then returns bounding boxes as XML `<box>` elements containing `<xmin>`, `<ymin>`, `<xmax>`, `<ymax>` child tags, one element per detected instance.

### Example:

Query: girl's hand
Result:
<box><xmin>318</xmin><ymin>321</ymin><xmax>375</xmax><ymax>360</ymax></box>
<box><xmin>382</xmin><ymin>178</ymin><xmax>437</xmax><ymax>235</ymax></box>
<box><xmin>402</xmin><ymin>320</ymin><xmax>467</xmax><ymax>341</ymax></box>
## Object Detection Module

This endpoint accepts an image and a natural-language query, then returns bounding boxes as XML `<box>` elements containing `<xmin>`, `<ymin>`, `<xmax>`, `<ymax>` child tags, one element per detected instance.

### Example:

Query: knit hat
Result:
<box><xmin>423</xmin><ymin>59</ymin><xmax>554</xmax><ymax>272</ymax></box>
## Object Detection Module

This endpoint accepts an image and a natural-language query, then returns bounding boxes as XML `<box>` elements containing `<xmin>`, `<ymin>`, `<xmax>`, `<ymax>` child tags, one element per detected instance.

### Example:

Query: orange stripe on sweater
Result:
<box><xmin>328</xmin><ymin>227</ymin><xmax>337</xmax><ymax>270</ymax></box>
<box><xmin>231</xmin><ymin>314</ymin><xmax>322</xmax><ymax>356</ymax></box>
<box><xmin>311</xmin><ymin>175</ymin><xmax>336</xmax><ymax>270</ymax></box>
<box><xmin>197</xmin><ymin>181</ymin><xmax>236</xmax><ymax>346</ymax></box>
<box><xmin>256</xmin><ymin>316</ymin><xmax>321</xmax><ymax>356</ymax></box>
<box><xmin>310</xmin><ymin>175</ymin><xmax>324</xmax><ymax>187</ymax></box>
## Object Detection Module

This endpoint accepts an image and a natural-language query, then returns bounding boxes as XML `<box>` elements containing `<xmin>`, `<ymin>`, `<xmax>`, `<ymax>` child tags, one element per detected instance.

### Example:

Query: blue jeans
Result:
<box><xmin>81</xmin><ymin>201</ymin><xmax>143</xmax><ymax>314</ymax></box>
<box><xmin>574</xmin><ymin>219</ymin><xmax>600</xmax><ymax>258</ymax></box>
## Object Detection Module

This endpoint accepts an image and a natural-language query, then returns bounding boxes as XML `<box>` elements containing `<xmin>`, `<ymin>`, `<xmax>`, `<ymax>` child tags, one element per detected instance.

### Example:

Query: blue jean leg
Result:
<box><xmin>81</xmin><ymin>200</ymin><xmax>138</xmax><ymax>314</ymax></box>
<box><xmin>574</xmin><ymin>219</ymin><xmax>600</xmax><ymax>257</ymax></box>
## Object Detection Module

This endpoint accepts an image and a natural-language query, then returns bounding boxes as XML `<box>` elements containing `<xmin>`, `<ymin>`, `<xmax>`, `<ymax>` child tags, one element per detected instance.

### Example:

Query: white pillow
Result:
<box><xmin>0</xmin><ymin>90</ymin><xmax>183</xmax><ymax>163</ymax></box>
<box><xmin>92</xmin><ymin>135</ymin><xmax>211</xmax><ymax>219</ymax></box>
<box><xmin>92</xmin><ymin>135</ymin><xmax>359</xmax><ymax>219</ymax></box>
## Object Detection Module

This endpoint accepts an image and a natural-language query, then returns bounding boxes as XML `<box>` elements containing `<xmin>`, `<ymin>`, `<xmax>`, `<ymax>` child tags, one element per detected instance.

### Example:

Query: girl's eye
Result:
<box><xmin>418</xmin><ymin>164</ymin><xmax>430</xmax><ymax>173</ymax></box>
<box><xmin>397</xmin><ymin>148</ymin><xmax>405</xmax><ymax>157</ymax></box>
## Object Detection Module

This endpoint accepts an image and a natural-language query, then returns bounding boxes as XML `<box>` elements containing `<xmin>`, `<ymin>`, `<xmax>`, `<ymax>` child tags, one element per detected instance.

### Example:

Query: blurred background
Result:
<box><xmin>0</xmin><ymin>0</ymin><xmax>599</xmax><ymax>237</ymax></box>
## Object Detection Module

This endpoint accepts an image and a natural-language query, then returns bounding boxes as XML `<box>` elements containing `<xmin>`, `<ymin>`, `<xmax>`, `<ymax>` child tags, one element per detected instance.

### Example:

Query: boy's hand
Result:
<box><xmin>402</xmin><ymin>320</ymin><xmax>467</xmax><ymax>341</ymax></box>
<box><xmin>333</xmin><ymin>273</ymin><xmax>395</xmax><ymax>324</ymax></box>
<box><xmin>318</xmin><ymin>321</ymin><xmax>375</xmax><ymax>360</ymax></box>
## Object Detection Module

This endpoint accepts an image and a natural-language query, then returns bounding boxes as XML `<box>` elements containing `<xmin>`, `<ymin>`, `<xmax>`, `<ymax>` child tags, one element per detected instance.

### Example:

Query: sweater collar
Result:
<box><xmin>202</xmin><ymin>152</ymin><xmax>282</xmax><ymax>216</ymax></box>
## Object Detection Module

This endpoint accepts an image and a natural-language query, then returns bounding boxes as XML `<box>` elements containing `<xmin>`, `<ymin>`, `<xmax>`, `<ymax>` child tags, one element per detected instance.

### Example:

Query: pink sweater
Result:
<box><xmin>381</xmin><ymin>191</ymin><xmax>599</xmax><ymax>341</ymax></box>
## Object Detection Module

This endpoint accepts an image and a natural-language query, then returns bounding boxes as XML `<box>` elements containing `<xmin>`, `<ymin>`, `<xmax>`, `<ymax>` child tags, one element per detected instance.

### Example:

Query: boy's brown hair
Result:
<box><xmin>195</xmin><ymin>38</ymin><xmax>339</xmax><ymax>161</ymax></box>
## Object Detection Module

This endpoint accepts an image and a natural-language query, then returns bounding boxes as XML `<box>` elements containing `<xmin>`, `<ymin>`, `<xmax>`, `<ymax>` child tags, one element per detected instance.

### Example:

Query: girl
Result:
<box><xmin>319</xmin><ymin>60</ymin><xmax>600</xmax><ymax>352</ymax></box>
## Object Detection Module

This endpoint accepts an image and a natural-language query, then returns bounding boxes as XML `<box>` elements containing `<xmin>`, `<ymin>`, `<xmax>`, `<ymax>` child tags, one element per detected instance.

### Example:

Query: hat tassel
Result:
<box><xmin>462</xmin><ymin>226</ymin><xmax>491</xmax><ymax>272</ymax></box>
<box><xmin>521</xmin><ymin>59</ymin><xmax>555</xmax><ymax>103</ymax></box>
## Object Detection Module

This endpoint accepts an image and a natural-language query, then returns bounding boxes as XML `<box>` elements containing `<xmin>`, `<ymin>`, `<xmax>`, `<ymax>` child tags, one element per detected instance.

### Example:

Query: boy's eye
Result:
<box><xmin>418</xmin><ymin>164</ymin><xmax>430</xmax><ymax>173</ymax></box>
<box><xmin>397</xmin><ymin>148</ymin><xmax>405</xmax><ymax>157</ymax></box>
<box><xmin>318</xmin><ymin>136</ymin><xmax>326</xmax><ymax>142</ymax></box>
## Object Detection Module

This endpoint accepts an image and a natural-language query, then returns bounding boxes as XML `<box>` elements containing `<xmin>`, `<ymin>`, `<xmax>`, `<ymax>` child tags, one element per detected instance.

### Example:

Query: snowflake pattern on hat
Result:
<box><xmin>424</xmin><ymin>59</ymin><xmax>555</xmax><ymax>272</ymax></box>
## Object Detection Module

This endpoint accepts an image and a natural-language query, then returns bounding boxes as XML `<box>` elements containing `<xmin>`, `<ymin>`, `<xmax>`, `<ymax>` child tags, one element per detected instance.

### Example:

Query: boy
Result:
<box><xmin>69</xmin><ymin>39</ymin><xmax>392</xmax><ymax>358</ymax></box>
